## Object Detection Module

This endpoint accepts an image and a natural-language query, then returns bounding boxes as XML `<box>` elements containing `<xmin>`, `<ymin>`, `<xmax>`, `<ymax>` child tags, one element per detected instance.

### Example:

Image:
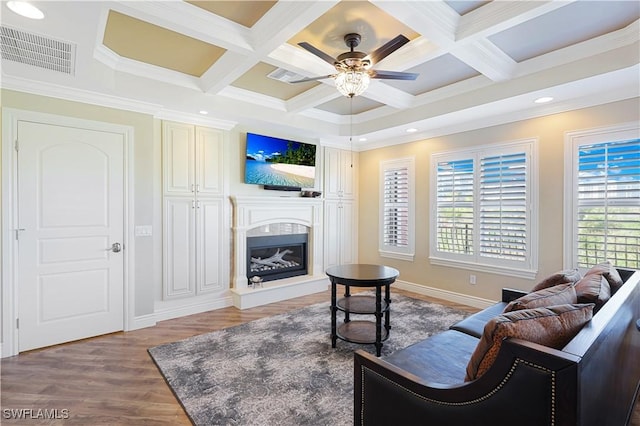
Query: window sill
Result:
<box><xmin>429</xmin><ymin>256</ymin><xmax>537</xmax><ymax>280</ymax></box>
<box><xmin>379</xmin><ymin>250</ymin><xmax>415</xmax><ymax>262</ymax></box>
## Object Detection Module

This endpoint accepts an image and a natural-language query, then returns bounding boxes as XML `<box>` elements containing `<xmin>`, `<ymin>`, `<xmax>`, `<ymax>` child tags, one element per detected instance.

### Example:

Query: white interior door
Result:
<box><xmin>17</xmin><ymin>121</ymin><xmax>125</xmax><ymax>352</ymax></box>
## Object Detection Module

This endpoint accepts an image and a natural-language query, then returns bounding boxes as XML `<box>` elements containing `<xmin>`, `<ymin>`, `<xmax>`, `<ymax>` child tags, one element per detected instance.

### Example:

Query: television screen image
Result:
<box><xmin>245</xmin><ymin>132</ymin><xmax>316</xmax><ymax>188</ymax></box>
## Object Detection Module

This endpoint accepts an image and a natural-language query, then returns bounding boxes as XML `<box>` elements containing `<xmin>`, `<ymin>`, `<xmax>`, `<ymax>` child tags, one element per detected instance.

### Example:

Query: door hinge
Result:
<box><xmin>15</xmin><ymin>228</ymin><xmax>25</xmax><ymax>240</ymax></box>
<box><xmin>16</xmin><ymin>318</ymin><xmax>19</xmax><ymax>329</ymax></box>
<box><xmin>15</xmin><ymin>139</ymin><xmax>19</xmax><ymax>151</ymax></box>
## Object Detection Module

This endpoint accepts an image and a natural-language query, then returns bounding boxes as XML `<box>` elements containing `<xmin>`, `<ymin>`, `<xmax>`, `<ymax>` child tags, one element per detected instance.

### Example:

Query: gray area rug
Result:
<box><xmin>148</xmin><ymin>293</ymin><xmax>469</xmax><ymax>426</ymax></box>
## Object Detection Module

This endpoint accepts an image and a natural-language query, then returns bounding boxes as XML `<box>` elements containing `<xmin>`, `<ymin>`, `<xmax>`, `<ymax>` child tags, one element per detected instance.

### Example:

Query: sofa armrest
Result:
<box><xmin>354</xmin><ymin>338</ymin><xmax>580</xmax><ymax>426</ymax></box>
<box><xmin>501</xmin><ymin>287</ymin><xmax>528</xmax><ymax>303</ymax></box>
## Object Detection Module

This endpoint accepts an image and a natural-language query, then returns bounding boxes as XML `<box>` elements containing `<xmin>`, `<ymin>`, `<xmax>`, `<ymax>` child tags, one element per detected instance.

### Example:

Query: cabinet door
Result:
<box><xmin>324</xmin><ymin>147</ymin><xmax>342</xmax><ymax>198</ymax></box>
<box><xmin>324</xmin><ymin>200</ymin><xmax>341</xmax><ymax>268</ymax></box>
<box><xmin>339</xmin><ymin>200</ymin><xmax>357</xmax><ymax>264</ymax></box>
<box><xmin>163</xmin><ymin>197</ymin><xmax>196</xmax><ymax>298</ymax></box>
<box><xmin>340</xmin><ymin>150</ymin><xmax>357</xmax><ymax>199</ymax></box>
<box><xmin>163</xmin><ymin>122</ymin><xmax>195</xmax><ymax>195</ymax></box>
<box><xmin>324</xmin><ymin>147</ymin><xmax>357</xmax><ymax>199</ymax></box>
<box><xmin>196</xmin><ymin>198</ymin><xmax>224</xmax><ymax>293</ymax></box>
<box><xmin>196</xmin><ymin>127</ymin><xmax>224</xmax><ymax>196</ymax></box>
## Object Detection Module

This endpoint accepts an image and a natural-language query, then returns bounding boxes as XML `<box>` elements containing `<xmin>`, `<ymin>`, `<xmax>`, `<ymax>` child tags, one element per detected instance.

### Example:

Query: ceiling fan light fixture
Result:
<box><xmin>335</xmin><ymin>70</ymin><xmax>370</xmax><ymax>98</ymax></box>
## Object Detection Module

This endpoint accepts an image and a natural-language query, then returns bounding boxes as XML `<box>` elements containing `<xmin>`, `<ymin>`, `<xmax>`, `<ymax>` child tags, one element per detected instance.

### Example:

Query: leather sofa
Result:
<box><xmin>354</xmin><ymin>267</ymin><xmax>640</xmax><ymax>426</ymax></box>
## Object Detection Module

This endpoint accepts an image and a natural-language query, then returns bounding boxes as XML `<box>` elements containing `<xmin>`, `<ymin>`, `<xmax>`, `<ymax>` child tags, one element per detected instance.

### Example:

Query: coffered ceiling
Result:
<box><xmin>1</xmin><ymin>1</ymin><xmax>639</xmax><ymax>149</ymax></box>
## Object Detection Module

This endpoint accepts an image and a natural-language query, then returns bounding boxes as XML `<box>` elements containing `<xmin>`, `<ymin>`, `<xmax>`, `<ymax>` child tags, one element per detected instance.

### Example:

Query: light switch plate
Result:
<box><xmin>135</xmin><ymin>225</ymin><xmax>153</xmax><ymax>237</ymax></box>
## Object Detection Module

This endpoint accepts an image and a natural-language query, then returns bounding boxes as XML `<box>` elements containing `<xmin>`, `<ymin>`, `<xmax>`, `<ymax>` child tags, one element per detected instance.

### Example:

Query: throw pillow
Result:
<box><xmin>503</xmin><ymin>283</ymin><xmax>577</xmax><ymax>313</ymax></box>
<box><xmin>574</xmin><ymin>272</ymin><xmax>611</xmax><ymax>308</ymax></box>
<box><xmin>465</xmin><ymin>304</ymin><xmax>594</xmax><ymax>381</ymax></box>
<box><xmin>585</xmin><ymin>261</ymin><xmax>624</xmax><ymax>294</ymax></box>
<box><xmin>531</xmin><ymin>269</ymin><xmax>581</xmax><ymax>291</ymax></box>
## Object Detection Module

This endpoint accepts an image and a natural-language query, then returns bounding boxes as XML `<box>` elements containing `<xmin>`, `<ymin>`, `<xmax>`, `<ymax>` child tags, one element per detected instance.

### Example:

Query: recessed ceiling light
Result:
<box><xmin>359</xmin><ymin>137</ymin><xmax>367</xmax><ymax>142</ymax></box>
<box><xmin>199</xmin><ymin>110</ymin><xmax>208</xmax><ymax>115</ymax></box>
<box><xmin>534</xmin><ymin>96</ymin><xmax>554</xmax><ymax>104</ymax></box>
<box><xmin>406</xmin><ymin>128</ymin><xmax>418</xmax><ymax>133</ymax></box>
<box><xmin>7</xmin><ymin>1</ymin><xmax>44</xmax><ymax>19</ymax></box>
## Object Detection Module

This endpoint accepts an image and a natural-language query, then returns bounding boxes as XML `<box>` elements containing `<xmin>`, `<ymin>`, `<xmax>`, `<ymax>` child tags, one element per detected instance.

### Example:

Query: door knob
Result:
<box><xmin>110</xmin><ymin>242</ymin><xmax>122</xmax><ymax>253</ymax></box>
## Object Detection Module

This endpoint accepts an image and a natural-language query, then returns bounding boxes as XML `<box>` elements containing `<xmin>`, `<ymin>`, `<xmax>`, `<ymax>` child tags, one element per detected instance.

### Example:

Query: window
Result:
<box><xmin>565</xmin><ymin>124</ymin><xmax>640</xmax><ymax>270</ymax></box>
<box><xmin>436</xmin><ymin>158</ymin><xmax>474</xmax><ymax>254</ymax></box>
<box><xmin>380</xmin><ymin>157</ymin><xmax>414</xmax><ymax>260</ymax></box>
<box><xmin>431</xmin><ymin>140</ymin><xmax>537</xmax><ymax>278</ymax></box>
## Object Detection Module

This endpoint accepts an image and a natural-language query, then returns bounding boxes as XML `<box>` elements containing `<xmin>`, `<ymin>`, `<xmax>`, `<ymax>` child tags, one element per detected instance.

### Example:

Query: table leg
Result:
<box><xmin>344</xmin><ymin>284</ymin><xmax>351</xmax><ymax>323</ymax></box>
<box><xmin>375</xmin><ymin>286</ymin><xmax>382</xmax><ymax>356</ymax></box>
<box><xmin>385</xmin><ymin>283</ymin><xmax>391</xmax><ymax>332</ymax></box>
<box><xmin>331</xmin><ymin>279</ymin><xmax>337</xmax><ymax>348</ymax></box>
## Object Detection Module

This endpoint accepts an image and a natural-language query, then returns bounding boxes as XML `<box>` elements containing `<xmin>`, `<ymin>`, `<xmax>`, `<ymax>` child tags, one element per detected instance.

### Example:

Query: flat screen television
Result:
<box><xmin>244</xmin><ymin>132</ymin><xmax>316</xmax><ymax>190</ymax></box>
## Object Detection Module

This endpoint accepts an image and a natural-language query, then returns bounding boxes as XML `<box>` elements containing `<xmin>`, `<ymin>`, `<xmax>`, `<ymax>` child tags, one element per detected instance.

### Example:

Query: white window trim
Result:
<box><xmin>379</xmin><ymin>157</ymin><xmax>415</xmax><ymax>261</ymax></box>
<box><xmin>563</xmin><ymin>122</ymin><xmax>640</xmax><ymax>271</ymax></box>
<box><xmin>430</xmin><ymin>139</ymin><xmax>539</xmax><ymax>279</ymax></box>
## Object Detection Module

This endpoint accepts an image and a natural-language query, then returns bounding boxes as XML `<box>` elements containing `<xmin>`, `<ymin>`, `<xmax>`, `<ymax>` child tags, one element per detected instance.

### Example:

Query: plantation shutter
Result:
<box><xmin>436</xmin><ymin>158</ymin><xmax>474</xmax><ymax>254</ymax></box>
<box><xmin>479</xmin><ymin>152</ymin><xmax>528</xmax><ymax>261</ymax></box>
<box><xmin>383</xmin><ymin>166</ymin><xmax>409</xmax><ymax>247</ymax></box>
<box><xmin>576</xmin><ymin>139</ymin><xmax>640</xmax><ymax>268</ymax></box>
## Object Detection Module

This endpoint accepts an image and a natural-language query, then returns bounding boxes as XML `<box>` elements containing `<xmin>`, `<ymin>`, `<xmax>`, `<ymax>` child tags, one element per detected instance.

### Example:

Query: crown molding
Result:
<box><xmin>155</xmin><ymin>110</ymin><xmax>237</xmax><ymax>130</ymax></box>
<box><xmin>1</xmin><ymin>75</ymin><xmax>162</xmax><ymax>115</ymax></box>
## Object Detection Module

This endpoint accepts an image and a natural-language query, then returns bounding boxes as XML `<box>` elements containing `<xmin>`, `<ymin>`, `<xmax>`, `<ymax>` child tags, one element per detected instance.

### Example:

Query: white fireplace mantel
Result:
<box><xmin>230</xmin><ymin>196</ymin><xmax>328</xmax><ymax>309</ymax></box>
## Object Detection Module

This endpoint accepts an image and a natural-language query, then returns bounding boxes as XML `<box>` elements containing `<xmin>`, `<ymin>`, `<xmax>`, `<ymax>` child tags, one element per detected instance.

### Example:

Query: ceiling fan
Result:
<box><xmin>292</xmin><ymin>33</ymin><xmax>418</xmax><ymax>97</ymax></box>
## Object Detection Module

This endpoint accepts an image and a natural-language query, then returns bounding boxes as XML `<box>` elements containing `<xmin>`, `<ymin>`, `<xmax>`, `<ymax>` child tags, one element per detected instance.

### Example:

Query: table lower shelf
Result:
<box><xmin>337</xmin><ymin>295</ymin><xmax>389</xmax><ymax>314</ymax></box>
<box><xmin>337</xmin><ymin>320</ymin><xmax>389</xmax><ymax>344</ymax></box>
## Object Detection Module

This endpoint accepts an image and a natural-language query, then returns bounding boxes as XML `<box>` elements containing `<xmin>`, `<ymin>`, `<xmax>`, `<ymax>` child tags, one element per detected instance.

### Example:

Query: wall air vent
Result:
<box><xmin>0</xmin><ymin>26</ymin><xmax>76</xmax><ymax>75</ymax></box>
<box><xmin>267</xmin><ymin>68</ymin><xmax>307</xmax><ymax>84</ymax></box>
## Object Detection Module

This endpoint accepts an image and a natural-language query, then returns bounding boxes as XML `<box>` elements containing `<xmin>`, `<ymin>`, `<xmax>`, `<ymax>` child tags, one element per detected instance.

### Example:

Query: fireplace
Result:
<box><xmin>230</xmin><ymin>196</ymin><xmax>326</xmax><ymax>309</ymax></box>
<box><xmin>247</xmin><ymin>234</ymin><xmax>308</xmax><ymax>282</ymax></box>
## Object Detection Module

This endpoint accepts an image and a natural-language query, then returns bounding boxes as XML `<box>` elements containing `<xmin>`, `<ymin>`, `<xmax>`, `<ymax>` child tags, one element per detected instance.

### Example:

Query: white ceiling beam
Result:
<box><xmin>515</xmin><ymin>20</ymin><xmax>640</xmax><ymax>78</ymax></box>
<box><xmin>371</xmin><ymin>0</ymin><xmax>459</xmax><ymax>48</ymax></box>
<box><xmin>250</xmin><ymin>1</ymin><xmax>340</xmax><ymax>53</ymax></box>
<box><xmin>362</xmin><ymin>80</ymin><xmax>415</xmax><ymax>109</ymax></box>
<box><xmin>112</xmin><ymin>1</ymin><xmax>253</xmax><ymax>52</ymax></box>
<box><xmin>267</xmin><ymin>44</ymin><xmax>335</xmax><ymax>82</ymax></box>
<box><xmin>456</xmin><ymin>0</ymin><xmax>577</xmax><ymax>42</ymax></box>
<box><xmin>450</xmin><ymin>39</ymin><xmax>517</xmax><ymax>82</ymax></box>
<box><xmin>201</xmin><ymin>1</ymin><xmax>338</xmax><ymax>95</ymax></box>
<box><xmin>286</xmin><ymin>85</ymin><xmax>340</xmax><ymax>114</ymax></box>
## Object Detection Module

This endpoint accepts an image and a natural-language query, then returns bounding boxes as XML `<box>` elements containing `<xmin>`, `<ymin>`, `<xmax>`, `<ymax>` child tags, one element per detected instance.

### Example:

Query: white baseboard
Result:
<box><xmin>153</xmin><ymin>295</ymin><xmax>234</xmax><ymax>323</ymax></box>
<box><xmin>127</xmin><ymin>313</ymin><xmax>157</xmax><ymax>331</ymax></box>
<box><xmin>393</xmin><ymin>280</ymin><xmax>496</xmax><ymax>310</ymax></box>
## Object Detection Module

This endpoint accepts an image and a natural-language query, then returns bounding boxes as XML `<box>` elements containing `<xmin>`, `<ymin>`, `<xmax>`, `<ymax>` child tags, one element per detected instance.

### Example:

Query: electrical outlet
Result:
<box><xmin>469</xmin><ymin>274</ymin><xmax>477</xmax><ymax>285</ymax></box>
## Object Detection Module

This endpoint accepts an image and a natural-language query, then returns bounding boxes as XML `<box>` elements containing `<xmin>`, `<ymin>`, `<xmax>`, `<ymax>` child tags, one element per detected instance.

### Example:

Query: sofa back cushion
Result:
<box><xmin>585</xmin><ymin>261</ymin><xmax>624</xmax><ymax>294</ymax></box>
<box><xmin>575</xmin><ymin>272</ymin><xmax>611</xmax><ymax>309</ymax></box>
<box><xmin>503</xmin><ymin>283</ymin><xmax>577</xmax><ymax>313</ymax></box>
<box><xmin>531</xmin><ymin>269</ymin><xmax>581</xmax><ymax>291</ymax></box>
<box><xmin>465</xmin><ymin>304</ymin><xmax>594</xmax><ymax>381</ymax></box>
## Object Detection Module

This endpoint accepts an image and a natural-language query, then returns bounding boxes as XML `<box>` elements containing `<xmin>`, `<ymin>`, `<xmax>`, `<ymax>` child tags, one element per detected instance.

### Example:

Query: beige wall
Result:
<box><xmin>357</xmin><ymin>98</ymin><xmax>640</xmax><ymax>301</ymax></box>
<box><xmin>0</xmin><ymin>89</ymin><xmax>160</xmax><ymax>318</ymax></box>
<box><xmin>2</xmin><ymin>87</ymin><xmax>637</xmax><ymax>322</ymax></box>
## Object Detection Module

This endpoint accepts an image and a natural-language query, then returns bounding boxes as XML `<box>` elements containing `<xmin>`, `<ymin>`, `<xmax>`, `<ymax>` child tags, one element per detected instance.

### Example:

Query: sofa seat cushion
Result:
<box><xmin>384</xmin><ymin>330</ymin><xmax>479</xmax><ymax>385</ymax></box>
<box><xmin>449</xmin><ymin>302</ymin><xmax>507</xmax><ymax>338</ymax></box>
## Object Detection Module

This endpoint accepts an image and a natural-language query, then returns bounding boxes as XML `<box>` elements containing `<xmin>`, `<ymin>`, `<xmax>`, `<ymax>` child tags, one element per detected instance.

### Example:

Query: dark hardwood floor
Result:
<box><xmin>1</xmin><ymin>288</ymin><xmax>638</xmax><ymax>425</ymax></box>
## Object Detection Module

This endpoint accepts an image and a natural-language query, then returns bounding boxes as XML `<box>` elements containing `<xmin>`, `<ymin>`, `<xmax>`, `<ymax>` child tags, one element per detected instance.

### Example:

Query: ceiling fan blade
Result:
<box><xmin>370</xmin><ymin>70</ymin><xmax>418</xmax><ymax>80</ymax></box>
<box><xmin>297</xmin><ymin>42</ymin><xmax>337</xmax><ymax>66</ymax></box>
<box><xmin>367</xmin><ymin>35</ymin><xmax>410</xmax><ymax>63</ymax></box>
<box><xmin>289</xmin><ymin>75</ymin><xmax>334</xmax><ymax>83</ymax></box>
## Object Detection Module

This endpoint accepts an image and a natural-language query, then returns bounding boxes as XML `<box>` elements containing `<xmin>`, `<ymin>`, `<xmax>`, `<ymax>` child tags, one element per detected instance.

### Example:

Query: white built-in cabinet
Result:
<box><xmin>324</xmin><ymin>147</ymin><xmax>357</xmax><ymax>198</ymax></box>
<box><xmin>162</xmin><ymin>121</ymin><xmax>225</xmax><ymax>299</ymax></box>
<box><xmin>323</xmin><ymin>147</ymin><xmax>358</xmax><ymax>269</ymax></box>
